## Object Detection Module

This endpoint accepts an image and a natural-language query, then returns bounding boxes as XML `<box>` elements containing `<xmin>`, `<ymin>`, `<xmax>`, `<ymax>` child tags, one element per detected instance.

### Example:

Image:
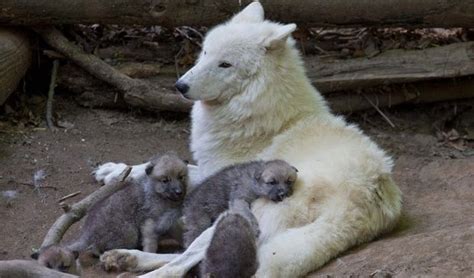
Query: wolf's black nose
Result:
<box><xmin>175</xmin><ymin>81</ymin><xmax>189</xmax><ymax>95</ymax></box>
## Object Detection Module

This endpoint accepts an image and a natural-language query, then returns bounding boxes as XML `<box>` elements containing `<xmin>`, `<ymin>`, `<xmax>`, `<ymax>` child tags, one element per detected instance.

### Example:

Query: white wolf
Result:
<box><xmin>96</xmin><ymin>2</ymin><xmax>402</xmax><ymax>277</ymax></box>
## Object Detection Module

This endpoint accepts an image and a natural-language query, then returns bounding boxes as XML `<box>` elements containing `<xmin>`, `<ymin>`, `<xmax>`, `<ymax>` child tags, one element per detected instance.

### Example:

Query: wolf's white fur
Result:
<box><xmin>96</xmin><ymin>2</ymin><xmax>402</xmax><ymax>277</ymax></box>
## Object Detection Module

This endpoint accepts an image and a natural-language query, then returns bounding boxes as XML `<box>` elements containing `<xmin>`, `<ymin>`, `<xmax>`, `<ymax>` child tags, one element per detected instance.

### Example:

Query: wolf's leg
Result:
<box><xmin>138</xmin><ymin>225</ymin><xmax>216</xmax><ymax>278</ymax></box>
<box><xmin>255</xmin><ymin>192</ymin><xmax>401</xmax><ymax>278</ymax></box>
<box><xmin>101</xmin><ymin>249</ymin><xmax>178</xmax><ymax>272</ymax></box>
<box><xmin>94</xmin><ymin>162</ymin><xmax>148</xmax><ymax>185</ymax></box>
<box><xmin>94</xmin><ymin>163</ymin><xmax>201</xmax><ymax>187</ymax></box>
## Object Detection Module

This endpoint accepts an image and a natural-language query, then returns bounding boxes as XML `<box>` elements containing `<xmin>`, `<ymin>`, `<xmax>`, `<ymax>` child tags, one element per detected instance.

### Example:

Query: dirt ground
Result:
<box><xmin>0</xmin><ymin>97</ymin><xmax>473</xmax><ymax>277</ymax></box>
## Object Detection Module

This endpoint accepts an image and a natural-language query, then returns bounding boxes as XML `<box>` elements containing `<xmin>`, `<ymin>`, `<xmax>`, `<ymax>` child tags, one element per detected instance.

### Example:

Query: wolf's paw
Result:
<box><xmin>100</xmin><ymin>249</ymin><xmax>138</xmax><ymax>272</ymax></box>
<box><xmin>93</xmin><ymin>162</ymin><xmax>128</xmax><ymax>185</ymax></box>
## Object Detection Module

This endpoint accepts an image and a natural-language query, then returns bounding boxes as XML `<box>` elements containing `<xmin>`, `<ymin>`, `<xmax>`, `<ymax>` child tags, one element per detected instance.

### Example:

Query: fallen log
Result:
<box><xmin>58</xmin><ymin>62</ymin><xmax>474</xmax><ymax>113</ymax></box>
<box><xmin>56</xmin><ymin>40</ymin><xmax>474</xmax><ymax>107</ymax></box>
<box><xmin>309</xmin><ymin>42</ymin><xmax>474</xmax><ymax>92</ymax></box>
<box><xmin>2</xmin><ymin>0</ymin><xmax>474</xmax><ymax>27</ymax></box>
<box><xmin>328</xmin><ymin>78</ymin><xmax>474</xmax><ymax>113</ymax></box>
<box><xmin>0</xmin><ymin>27</ymin><xmax>30</xmax><ymax>105</ymax></box>
<box><xmin>93</xmin><ymin>41</ymin><xmax>474</xmax><ymax>93</ymax></box>
<box><xmin>0</xmin><ymin>260</ymin><xmax>77</xmax><ymax>278</ymax></box>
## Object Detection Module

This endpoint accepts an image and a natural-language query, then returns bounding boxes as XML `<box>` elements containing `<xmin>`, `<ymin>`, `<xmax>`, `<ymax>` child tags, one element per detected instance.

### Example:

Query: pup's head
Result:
<box><xmin>175</xmin><ymin>2</ymin><xmax>297</xmax><ymax>104</ymax></box>
<box><xmin>253</xmin><ymin>160</ymin><xmax>298</xmax><ymax>202</ymax></box>
<box><xmin>145</xmin><ymin>153</ymin><xmax>188</xmax><ymax>201</ymax></box>
<box><xmin>31</xmin><ymin>245</ymin><xmax>79</xmax><ymax>273</ymax></box>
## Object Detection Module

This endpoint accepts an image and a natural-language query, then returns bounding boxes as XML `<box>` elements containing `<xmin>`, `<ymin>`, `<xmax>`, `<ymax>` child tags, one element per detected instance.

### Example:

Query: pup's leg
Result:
<box><xmin>101</xmin><ymin>249</ymin><xmax>178</xmax><ymax>272</ymax></box>
<box><xmin>142</xmin><ymin>219</ymin><xmax>158</xmax><ymax>253</ymax></box>
<box><xmin>138</xmin><ymin>226</ymin><xmax>215</xmax><ymax>278</ymax></box>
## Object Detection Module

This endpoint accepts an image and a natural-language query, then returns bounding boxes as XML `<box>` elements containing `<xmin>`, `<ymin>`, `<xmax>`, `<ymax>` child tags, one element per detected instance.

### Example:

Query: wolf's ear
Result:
<box><xmin>231</xmin><ymin>1</ymin><xmax>264</xmax><ymax>23</ymax></box>
<box><xmin>263</xmin><ymin>23</ymin><xmax>297</xmax><ymax>50</ymax></box>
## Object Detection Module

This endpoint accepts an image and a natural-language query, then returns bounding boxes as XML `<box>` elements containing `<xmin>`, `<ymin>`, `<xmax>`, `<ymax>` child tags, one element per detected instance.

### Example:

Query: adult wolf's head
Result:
<box><xmin>175</xmin><ymin>2</ymin><xmax>296</xmax><ymax>104</ymax></box>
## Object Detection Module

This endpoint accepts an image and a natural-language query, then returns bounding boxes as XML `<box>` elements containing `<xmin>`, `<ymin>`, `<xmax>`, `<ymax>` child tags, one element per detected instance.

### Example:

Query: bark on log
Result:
<box><xmin>2</xmin><ymin>1</ymin><xmax>474</xmax><ymax>27</ymax></box>
<box><xmin>0</xmin><ymin>27</ymin><xmax>30</xmax><ymax>105</ymax></box>
<box><xmin>0</xmin><ymin>260</ymin><xmax>77</xmax><ymax>278</ymax></box>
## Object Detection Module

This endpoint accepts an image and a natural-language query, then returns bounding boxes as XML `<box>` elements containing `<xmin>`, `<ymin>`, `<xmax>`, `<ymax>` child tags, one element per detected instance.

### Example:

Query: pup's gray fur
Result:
<box><xmin>32</xmin><ymin>154</ymin><xmax>188</xmax><ymax>273</ymax></box>
<box><xmin>201</xmin><ymin>201</ymin><xmax>259</xmax><ymax>278</ymax></box>
<box><xmin>183</xmin><ymin>159</ymin><xmax>297</xmax><ymax>247</ymax></box>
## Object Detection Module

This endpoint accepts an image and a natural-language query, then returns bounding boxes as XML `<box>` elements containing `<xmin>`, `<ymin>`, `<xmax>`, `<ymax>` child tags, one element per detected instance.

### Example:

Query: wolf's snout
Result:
<box><xmin>175</xmin><ymin>81</ymin><xmax>190</xmax><ymax>95</ymax></box>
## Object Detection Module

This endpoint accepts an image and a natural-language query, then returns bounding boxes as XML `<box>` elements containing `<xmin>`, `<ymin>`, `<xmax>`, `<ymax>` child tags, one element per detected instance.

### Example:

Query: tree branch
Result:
<box><xmin>34</xmin><ymin>26</ymin><xmax>192</xmax><ymax>113</ymax></box>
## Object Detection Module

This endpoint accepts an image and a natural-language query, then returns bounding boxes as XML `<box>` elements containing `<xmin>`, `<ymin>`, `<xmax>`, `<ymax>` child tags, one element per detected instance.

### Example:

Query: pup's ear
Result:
<box><xmin>145</xmin><ymin>162</ymin><xmax>155</xmax><ymax>176</ymax></box>
<box><xmin>230</xmin><ymin>1</ymin><xmax>264</xmax><ymax>23</ymax></box>
<box><xmin>263</xmin><ymin>23</ymin><xmax>297</xmax><ymax>50</ymax></box>
<box><xmin>31</xmin><ymin>252</ymin><xmax>39</xmax><ymax>260</ymax></box>
<box><xmin>292</xmin><ymin>166</ymin><xmax>299</xmax><ymax>173</ymax></box>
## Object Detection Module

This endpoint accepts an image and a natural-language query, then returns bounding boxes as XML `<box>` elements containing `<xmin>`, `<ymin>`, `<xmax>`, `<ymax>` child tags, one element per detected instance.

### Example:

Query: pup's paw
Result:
<box><xmin>93</xmin><ymin>162</ymin><xmax>127</xmax><ymax>185</ymax></box>
<box><xmin>100</xmin><ymin>249</ymin><xmax>138</xmax><ymax>272</ymax></box>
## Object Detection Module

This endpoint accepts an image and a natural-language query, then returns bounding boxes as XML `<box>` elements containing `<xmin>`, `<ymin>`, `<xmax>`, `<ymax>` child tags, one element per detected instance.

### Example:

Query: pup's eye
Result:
<box><xmin>266</xmin><ymin>180</ymin><xmax>277</xmax><ymax>185</ymax></box>
<box><xmin>179</xmin><ymin>175</ymin><xmax>186</xmax><ymax>180</ymax></box>
<box><xmin>286</xmin><ymin>179</ymin><xmax>294</xmax><ymax>186</ymax></box>
<box><xmin>218</xmin><ymin>62</ymin><xmax>232</xmax><ymax>68</ymax></box>
<box><xmin>161</xmin><ymin>177</ymin><xmax>170</xmax><ymax>183</ymax></box>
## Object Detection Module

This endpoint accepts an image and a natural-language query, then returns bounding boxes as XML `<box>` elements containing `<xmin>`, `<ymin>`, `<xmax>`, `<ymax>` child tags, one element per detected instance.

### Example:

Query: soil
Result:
<box><xmin>1</xmin><ymin>97</ymin><xmax>473</xmax><ymax>277</ymax></box>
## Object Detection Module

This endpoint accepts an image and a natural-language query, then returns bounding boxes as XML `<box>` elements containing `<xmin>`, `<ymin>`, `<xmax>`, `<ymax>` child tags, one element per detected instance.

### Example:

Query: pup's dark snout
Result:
<box><xmin>277</xmin><ymin>188</ymin><xmax>291</xmax><ymax>201</ymax></box>
<box><xmin>175</xmin><ymin>81</ymin><xmax>189</xmax><ymax>95</ymax></box>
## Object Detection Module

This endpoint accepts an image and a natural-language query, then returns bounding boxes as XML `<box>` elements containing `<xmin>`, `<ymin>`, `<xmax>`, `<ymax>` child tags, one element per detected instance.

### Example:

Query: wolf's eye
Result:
<box><xmin>218</xmin><ymin>62</ymin><xmax>232</xmax><ymax>68</ymax></box>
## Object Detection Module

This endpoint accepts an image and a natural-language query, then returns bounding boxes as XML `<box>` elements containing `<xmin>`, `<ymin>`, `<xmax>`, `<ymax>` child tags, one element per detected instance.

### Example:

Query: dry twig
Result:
<box><xmin>363</xmin><ymin>94</ymin><xmax>396</xmax><ymax>128</ymax></box>
<box><xmin>58</xmin><ymin>191</ymin><xmax>81</xmax><ymax>203</ymax></box>
<box><xmin>46</xmin><ymin>60</ymin><xmax>59</xmax><ymax>130</ymax></box>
